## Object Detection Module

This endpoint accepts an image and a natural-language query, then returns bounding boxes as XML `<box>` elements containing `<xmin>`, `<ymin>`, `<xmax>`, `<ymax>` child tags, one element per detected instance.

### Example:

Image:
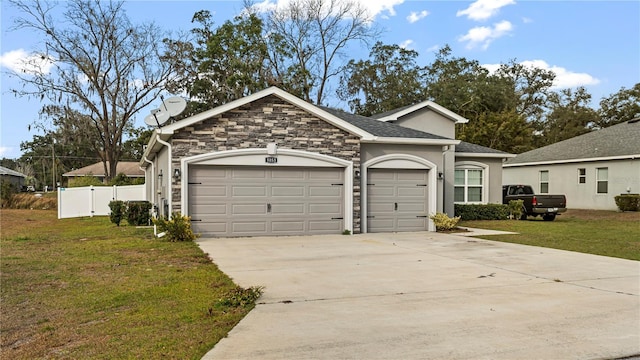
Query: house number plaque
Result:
<box><xmin>265</xmin><ymin>156</ymin><xmax>278</xmax><ymax>164</ymax></box>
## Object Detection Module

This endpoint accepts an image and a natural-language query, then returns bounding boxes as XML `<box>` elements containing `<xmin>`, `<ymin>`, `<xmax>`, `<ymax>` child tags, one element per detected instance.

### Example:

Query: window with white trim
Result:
<box><xmin>539</xmin><ymin>170</ymin><xmax>549</xmax><ymax>193</ymax></box>
<box><xmin>454</xmin><ymin>169</ymin><xmax>483</xmax><ymax>203</ymax></box>
<box><xmin>597</xmin><ymin>167</ymin><xmax>608</xmax><ymax>194</ymax></box>
<box><xmin>578</xmin><ymin>168</ymin><xmax>586</xmax><ymax>184</ymax></box>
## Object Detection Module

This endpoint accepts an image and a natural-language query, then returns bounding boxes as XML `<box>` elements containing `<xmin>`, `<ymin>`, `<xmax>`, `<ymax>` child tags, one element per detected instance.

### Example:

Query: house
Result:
<box><xmin>0</xmin><ymin>165</ymin><xmax>27</xmax><ymax>189</ymax></box>
<box><xmin>503</xmin><ymin>119</ymin><xmax>640</xmax><ymax>210</ymax></box>
<box><xmin>140</xmin><ymin>87</ymin><xmax>513</xmax><ymax>237</ymax></box>
<box><xmin>63</xmin><ymin>161</ymin><xmax>145</xmax><ymax>184</ymax></box>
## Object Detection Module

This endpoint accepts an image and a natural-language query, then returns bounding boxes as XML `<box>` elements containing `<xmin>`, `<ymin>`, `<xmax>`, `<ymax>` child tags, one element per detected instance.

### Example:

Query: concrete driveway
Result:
<box><xmin>198</xmin><ymin>231</ymin><xmax>639</xmax><ymax>359</ymax></box>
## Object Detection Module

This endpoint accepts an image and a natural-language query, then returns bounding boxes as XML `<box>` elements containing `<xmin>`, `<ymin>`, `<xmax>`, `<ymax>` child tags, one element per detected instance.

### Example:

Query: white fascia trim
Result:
<box><xmin>503</xmin><ymin>154</ymin><xmax>640</xmax><ymax>168</ymax></box>
<box><xmin>159</xmin><ymin>86</ymin><xmax>374</xmax><ymax>140</ymax></box>
<box><xmin>377</xmin><ymin>101</ymin><xmax>469</xmax><ymax>124</ymax></box>
<box><xmin>456</xmin><ymin>152</ymin><xmax>516</xmax><ymax>159</ymax></box>
<box><xmin>361</xmin><ymin>154</ymin><xmax>438</xmax><ymax>233</ymax></box>
<box><xmin>362</xmin><ymin>137</ymin><xmax>460</xmax><ymax>146</ymax></box>
<box><xmin>180</xmin><ymin>148</ymin><xmax>354</xmax><ymax>234</ymax></box>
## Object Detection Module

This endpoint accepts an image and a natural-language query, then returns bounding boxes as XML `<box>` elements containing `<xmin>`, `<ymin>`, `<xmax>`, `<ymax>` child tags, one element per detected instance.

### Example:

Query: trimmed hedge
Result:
<box><xmin>454</xmin><ymin>203</ymin><xmax>509</xmax><ymax>220</ymax></box>
<box><xmin>614</xmin><ymin>194</ymin><xmax>640</xmax><ymax>212</ymax></box>
<box><xmin>126</xmin><ymin>201</ymin><xmax>152</xmax><ymax>226</ymax></box>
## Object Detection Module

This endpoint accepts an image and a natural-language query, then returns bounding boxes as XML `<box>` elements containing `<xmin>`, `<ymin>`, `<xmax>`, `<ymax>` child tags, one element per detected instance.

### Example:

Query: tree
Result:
<box><xmin>8</xmin><ymin>0</ymin><xmax>180</xmax><ymax>181</ymax></box>
<box><xmin>259</xmin><ymin>0</ymin><xmax>379</xmax><ymax>104</ymax></box>
<box><xmin>541</xmin><ymin>87</ymin><xmax>599</xmax><ymax>145</ymax></box>
<box><xmin>171</xmin><ymin>11</ymin><xmax>271</xmax><ymax>109</ymax></box>
<box><xmin>338</xmin><ymin>42</ymin><xmax>427</xmax><ymax>116</ymax></box>
<box><xmin>597</xmin><ymin>83</ymin><xmax>640</xmax><ymax>128</ymax></box>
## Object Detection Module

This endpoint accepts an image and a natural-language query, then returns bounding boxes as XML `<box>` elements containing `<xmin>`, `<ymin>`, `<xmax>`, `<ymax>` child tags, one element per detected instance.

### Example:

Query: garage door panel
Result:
<box><xmin>191</xmin><ymin>204</ymin><xmax>227</xmax><ymax>215</ymax></box>
<box><xmin>309</xmin><ymin>169</ymin><xmax>343</xmax><ymax>180</ymax></box>
<box><xmin>232</xmin><ymin>221</ymin><xmax>267</xmax><ymax>233</ymax></box>
<box><xmin>309</xmin><ymin>203</ymin><xmax>342</xmax><ymax>214</ymax></box>
<box><xmin>232</xmin><ymin>168</ymin><xmax>267</xmax><ymax>179</ymax></box>
<box><xmin>272</xmin><ymin>186</ymin><xmax>304</xmax><ymax>197</ymax></box>
<box><xmin>271</xmin><ymin>203</ymin><xmax>305</xmax><ymax>214</ymax></box>
<box><xmin>369</xmin><ymin>171</ymin><xmax>395</xmax><ymax>181</ymax></box>
<box><xmin>231</xmin><ymin>204</ymin><xmax>266</xmax><ymax>215</ymax></box>
<box><xmin>368</xmin><ymin>218</ymin><xmax>394</xmax><ymax>232</ymax></box>
<box><xmin>367</xmin><ymin>185</ymin><xmax>394</xmax><ymax>197</ymax></box>
<box><xmin>309</xmin><ymin>219</ymin><xmax>344</xmax><ymax>231</ymax></box>
<box><xmin>397</xmin><ymin>171</ymin><xmax>428</xmax><ymax>181</ymax></box>
<box><xmin>232</xmin><ymin>185</ymin><xmax>267</xmax><ymax>197</ymax></box>
<box><xmin>309</xmin><ymin>186</ymin><xmax>342</xmax><ymax>197</ymax></box>
<box><xmin>399</xmin><ymin>203</ymin><xmax>427</xmax><ymax>212</ymax></box>
<box><xmin>397</xmin><ymin>186</ymin><xmax>426</xmax><ymax>197</ymax></box>
<box><xmin>397</xmin><ymin>218</ymin><xmax>427</xmax><ymax>228</ymax></box>
<box><xmin>190</xmin><ymin>185</ymin><xmax>227</xmax><ymax>197</ymax></box>
<box><xmin>189</xmin><ymin>165</ymin><xmax>344</xmax><ymax>237</ymax></box>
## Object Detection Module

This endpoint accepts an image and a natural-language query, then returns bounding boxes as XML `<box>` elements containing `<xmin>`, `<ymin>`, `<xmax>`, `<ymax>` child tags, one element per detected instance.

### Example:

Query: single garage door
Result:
<box><xmin>367</xmin><ymin>169</ymin><xmax>429</xmax><ymax>232</ymax></box>
<box><xmin>188</xmin><ymin>165</ymin><xmax>344</xmax><ymax>237</ymax></box>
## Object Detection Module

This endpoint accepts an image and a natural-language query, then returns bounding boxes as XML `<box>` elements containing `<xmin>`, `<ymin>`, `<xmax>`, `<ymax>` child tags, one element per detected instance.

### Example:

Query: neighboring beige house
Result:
<box><xmin>140</xmin><ymin>87</ymin><xmax>513</xmax><ymax>237</ymax></box>
<box><xmin>503</xmin><ymin>119</ymin><xmax>640</xmax><ymax>210</ymax></box>
<box><xmin>63</xmin><ymin>161</ymin><xmax>145</xmax><ymax>184</ymax></box>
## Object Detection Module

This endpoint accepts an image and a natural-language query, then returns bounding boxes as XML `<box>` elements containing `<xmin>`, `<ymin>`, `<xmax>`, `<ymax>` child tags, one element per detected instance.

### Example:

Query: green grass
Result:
<box><xmin>1</xmin><ymin>209</ymin><xmax>257</xmax><ymax>359</ymax></box>
<box><xmin>459</xmin><ymin>209</ymin><xmax>640</xmax><ymax>261</ymax></box>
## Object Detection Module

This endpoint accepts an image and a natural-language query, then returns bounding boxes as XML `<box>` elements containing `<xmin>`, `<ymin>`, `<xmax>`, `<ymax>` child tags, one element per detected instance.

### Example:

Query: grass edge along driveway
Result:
<box><xmin>1</xmin><ymin>209</ymin><xmax>256</xmax><ymax>360</ymax></box>
<box><xmin>460</xmin><ymin>209</ymin><xmax>640</xmax><ymax>261</ymax></box>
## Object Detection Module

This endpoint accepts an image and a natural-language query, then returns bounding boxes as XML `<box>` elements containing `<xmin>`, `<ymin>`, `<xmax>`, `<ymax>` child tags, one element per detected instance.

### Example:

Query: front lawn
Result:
<box><xmin>0</xmin><ymin>209</ymin><xmax>255</xmax><ymax>359</ymax></box>
<box><xmin>460</xmin><ymin>209</ymin><xmax>640</xmax><ymax>261</ymax></box>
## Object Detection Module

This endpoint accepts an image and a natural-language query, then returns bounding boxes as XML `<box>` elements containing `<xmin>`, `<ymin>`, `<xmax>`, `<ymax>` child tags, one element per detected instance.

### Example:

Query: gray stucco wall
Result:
<box><xmin>169</xmin><ymin>95</ymin><xmax>363</xmax><ymax>232</ymax></box>
<box><xmin>394</xmin><ymin>109</ymin><xmax>456</xmax><ymax>139</ymax></box>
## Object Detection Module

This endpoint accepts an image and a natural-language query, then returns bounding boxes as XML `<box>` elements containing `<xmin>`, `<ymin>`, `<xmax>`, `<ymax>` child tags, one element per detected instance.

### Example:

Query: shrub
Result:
<box><xmin>455</xmin><ymin>204</ymin><xmax>509</xmax><ymax>220</ymax></box>
<box><xmin>615</xmin><ymin>194</ymin><xmax>640</xmax><ymax>212</ymax></box>
<box><xmin>1</xmin><ymin>180</ymin><xmax>17</xmax><ymax>208</ymax></box>
<box><xmin>215</xmin><ymin>286</ymin><xmax>264</xmax><ymax>309</ymax></box>
<box><xmin>69</xmin><ymin>175</ymin><xmax>104</xmax><ymax>187</ymax></box>
<box><xmin>508</xmin><ymin>199</ymin><xmax>525</xmax><ymax>219</ymax></box>
<box><xmin>125</xmin><ymin>201</ymin><xmax>152</xmax><ymax>226</ymax></box>
<box><xmin>153</xmin><ymin>212</ymin><xmax>199</xmax><ymax>242</ymax></box>
<box><xmin>429</xmin><ymin>212</ymin><xmax>461</xmax><ymax>231</ymax></box>
<box><xmin>109</xmin><ymin>200</ymin><xmax>125</xmax><ymax>226</ymax></box>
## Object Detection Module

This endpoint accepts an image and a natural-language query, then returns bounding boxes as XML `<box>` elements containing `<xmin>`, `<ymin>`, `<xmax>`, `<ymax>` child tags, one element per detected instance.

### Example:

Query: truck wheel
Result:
<box><xmin>543</xmin><ymin>214</ymin><xmax>556</xmax><ymax>221</ymax></box>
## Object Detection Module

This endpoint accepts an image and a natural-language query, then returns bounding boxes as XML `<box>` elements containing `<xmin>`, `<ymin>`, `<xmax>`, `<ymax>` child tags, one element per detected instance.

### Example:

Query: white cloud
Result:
<box><xmin>399</xmin><ymin>39</ymin><xmax>414</xmax><ymax>49</ymax></box>
<box><xmin>458</xmin><ymin>20</ymin><xmax>513</xmax><ymax>50</ymax></box>
<box><xmin>0</xmin><ymin>147</ymin><xmax>11</xmax><ymax>157</ymax></box>
<box><xmin>0</xmin><ymin>49</ymin><xmax>53</xmax><ymax>75</ymax></box>
<box><xmin>522</xmin><ymin>17</ymin><xmax>533</xmax><ymax>24</ymax></box>
<box><xmin>407</xmin><ymin>10</ymin><xmax>429</xmax><ymax>24</ymax></box>
<box><xmin>482</xmin><ymin>60</ymin><xmax>600</xmax><ymax>89</ymax></box>
<box><xmin>249</xmin><ymin>0</ymin><xmax>404</xmax><ymax>19</ymax></box>
<box><xmin>457</xmin><ymin>0</ymin><xmax>516</xmax><ymax>21</ymax></box>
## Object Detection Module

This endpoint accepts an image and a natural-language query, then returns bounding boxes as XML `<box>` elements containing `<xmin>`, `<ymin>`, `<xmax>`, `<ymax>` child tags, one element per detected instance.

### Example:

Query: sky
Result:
<box><xmin>1</xmin><ymin>0</ymin><xmax>639</xmax><ymax>160</ymax></box>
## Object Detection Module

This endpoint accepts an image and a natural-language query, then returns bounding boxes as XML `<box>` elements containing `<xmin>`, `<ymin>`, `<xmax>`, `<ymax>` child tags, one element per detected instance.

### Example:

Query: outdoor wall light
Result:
<box><xmin>354</xmin><ymin>170</ymin><xmax>360</xmax><ymax>178</ymax></box>
<box><xmin>158</xmin><ymin>169</ymin><xmax>163</xmax><ymax>181</ymax></box>
<box><xmin>438</xmin><ymin>172</ymin><xmax>444</xmax><ymax>180</ymax></box>
<box><xmin>173</xmin><ymin>168</ymin><xmax>181</xmax><ymax>179</ymax></box>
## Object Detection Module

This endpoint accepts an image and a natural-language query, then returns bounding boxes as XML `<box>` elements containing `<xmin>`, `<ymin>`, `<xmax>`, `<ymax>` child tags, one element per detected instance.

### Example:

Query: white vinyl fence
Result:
<box><xmin>58</xmin><ymin>185</ymin><xmax>147</xmax><ymax>219</ymax></box>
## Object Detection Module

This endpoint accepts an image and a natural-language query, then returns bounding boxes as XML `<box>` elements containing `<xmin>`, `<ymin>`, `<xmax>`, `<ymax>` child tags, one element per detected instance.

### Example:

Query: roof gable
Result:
<box><xmin>0</xmin><ymin>166</ymin><xmax>26</xmax><ymax>178</ymax></box>
<box><xmin>372</xmin><ymin>100</ymin><xmax>469</xmax><ymax>124</ymax></box>
<box><xmin>505</xmin><ymin>119</ymin><xmax>640</xmax><ymax>166</ymax></box>
<box><xmin>160</xmin><ymin>87</ymin><xmax>373</xmax><ymax>140</ymax></box>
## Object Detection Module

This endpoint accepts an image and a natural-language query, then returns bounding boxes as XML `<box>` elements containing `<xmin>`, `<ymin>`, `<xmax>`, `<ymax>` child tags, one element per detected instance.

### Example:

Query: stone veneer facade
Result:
<box><xmin>170</xmin><ymin>95</ymin><xmax>362</xmax><ymax>233</ymax></box>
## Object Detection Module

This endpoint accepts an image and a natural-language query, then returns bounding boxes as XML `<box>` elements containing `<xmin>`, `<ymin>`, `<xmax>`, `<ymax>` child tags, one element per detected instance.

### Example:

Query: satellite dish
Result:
<box><xmin>161</xmin><ymin>96</ymin><xmax>187</xmax><ymax>117</ymax></box>
<box><xmin>144</xmin><ymin>108</ymin><xmax>170</xmax><ymax>127</ymax></box>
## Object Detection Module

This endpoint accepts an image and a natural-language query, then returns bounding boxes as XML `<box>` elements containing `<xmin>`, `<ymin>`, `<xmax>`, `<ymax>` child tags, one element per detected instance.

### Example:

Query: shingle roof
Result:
<box><xmin>63</xmin><ymin>162</ymin><xmax>145</xmax><ymax>177</ymax></box>
<box><xmin>370</xmin><ymin>104</ymin><xmax>415</xmax><ymax>120</ymax></box>
<box><xmin>0</xmin><ymin>166</ymin><xmax>26</xmax><ymax>178</ymax></box>
<box><xmin>456</xmin><ymin>141</ymin><xmax>510</xmax><ymax>155</ymax></box>
<box><xmin>318</xmin><ymin>106</ymin><xmax>453</xmax><ymax>140</ymax></box>
<box><xmin>505</xmin><ymin>119</ymin><xmax>640</xmax><ymax>165</ymax></box>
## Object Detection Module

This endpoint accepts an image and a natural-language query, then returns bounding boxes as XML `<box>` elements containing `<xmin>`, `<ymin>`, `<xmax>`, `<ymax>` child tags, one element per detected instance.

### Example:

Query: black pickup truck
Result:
<box><xmin>502</xmin><ymin>185</ymin><xmax>567</xmax><ymax>221</ymax></box>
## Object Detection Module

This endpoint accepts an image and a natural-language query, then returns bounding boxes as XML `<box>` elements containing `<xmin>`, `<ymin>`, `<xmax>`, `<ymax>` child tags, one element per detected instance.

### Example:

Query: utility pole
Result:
<box><xmin>52</xmin><ymin>138</ymin><xmax>56</xmax><ymax>190</ymax></box>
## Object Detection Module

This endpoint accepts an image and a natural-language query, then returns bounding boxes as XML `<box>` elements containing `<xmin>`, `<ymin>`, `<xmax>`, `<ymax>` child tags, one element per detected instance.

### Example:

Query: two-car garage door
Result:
<box><xmin>188</xmin><ymin>165</ymin><xmax>344</xmax><ymax>237</ymax></box>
